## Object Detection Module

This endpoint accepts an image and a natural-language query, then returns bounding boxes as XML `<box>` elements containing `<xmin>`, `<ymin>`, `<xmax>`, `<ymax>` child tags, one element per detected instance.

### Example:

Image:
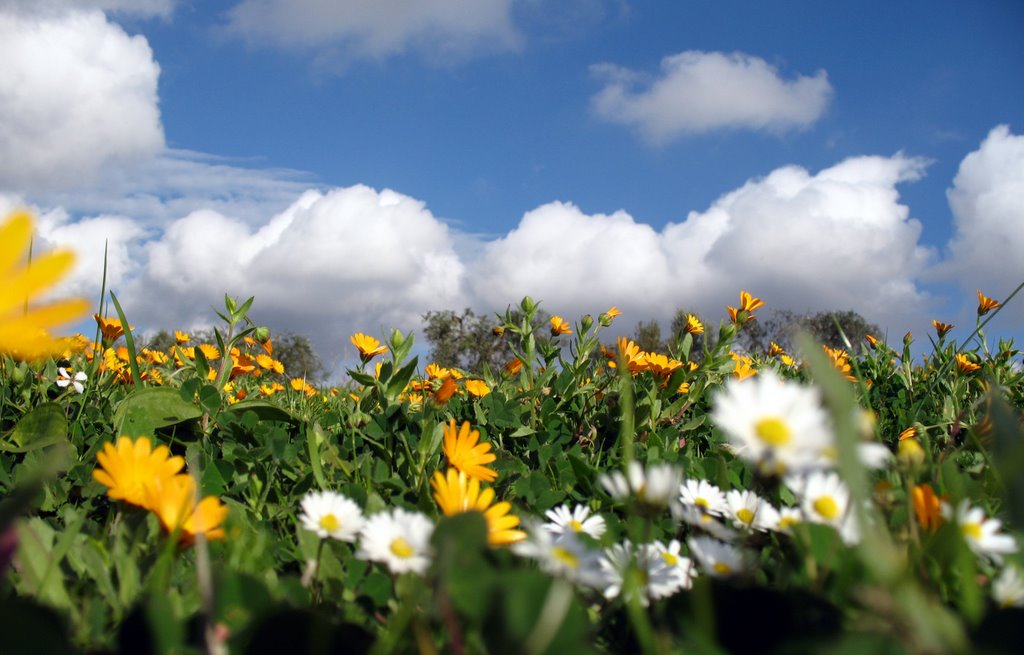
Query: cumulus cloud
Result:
<box><xmin>473</xmin><ymin>154</ymin><xmax>933</xmax><ymax>337</ymax></box>
<box><xmin>119</xmin><ymin>185</ymin><xmax>466</xmax><ymax>367</ymax></box>
<box><xmin>4</xmin><ymin>1</ymin><xmax>176</xmax><ymax>19</ymax></box>
<box><xmin>943</xmin><ymin>125</ymin><xmax>1024</xmax><ymax>297</ymax></box>
<box><xmin>225</xmin><ymin>0</ymin><xmax>519</xmax><ymax>63</ymax></box>
<box><xmin>0</xmin><ymin>8</ymin><xmax>164</xmax><ymax>192</ymax></box>
<box><xmin>591</xmin><ymin>51</ymin><xmax>832</xmax><ymax>143</ymax></box>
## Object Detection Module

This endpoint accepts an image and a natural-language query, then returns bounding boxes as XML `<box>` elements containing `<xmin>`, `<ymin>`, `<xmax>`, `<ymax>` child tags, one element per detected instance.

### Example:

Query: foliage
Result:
<box><xmin>737</xmin><ymin>308</ymin><xmax>881</xmax><ymax>355</ymax></box>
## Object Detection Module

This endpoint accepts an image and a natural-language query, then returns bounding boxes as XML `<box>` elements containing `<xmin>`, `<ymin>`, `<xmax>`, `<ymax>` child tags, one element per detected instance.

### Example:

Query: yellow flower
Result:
<box><xmin>609</xmin><ymin>337</ymin><xmax>646</xmax><ymax>375</ymax></box>
<box><xmin>605</xmin><ymin>306</ymin><xmax>622</xmax><ymax>319</ymax></box>
<box><xmin>92</xmin><ymin>436</ymin><xmax>185</xmax><ymax>509</ymax></box>
<box><xmin>351</xmin><ymin>332</ymin><xmax>387</xmax><ymax>360</ymax></box>
<box><xmin>256</xmin><ymin>353</ymin><xmax>285</xmax><ymax>374</ymax></box>
<box><xmin>912</xmin><ymin>483</ymin><xmax>942</xmax><ymax>533</ymax></box>
<box><xmin>684</xmin><ymin>314</ymin><xmax>704</xmax><ymax>335</ymax></box>
<box><xmin>768</xmin><ymin>342</ymin><xmax>786</xmax><ymax>357</ymax></box>
<box><xmin>550</xmin><ymin>315</ymin><xmax>573</xmax><ymax>336</ymax></box>
<box><xmin>198</xmin><ymin>343</ymin><xmax>220</xmax><ymax>360</ymax></box>
<box><xmin>146</xmin><ymin>473</ymin><xmax>228</xmax><ymax>544</ymax></box>
<box><xmin>443</xmin><ymin>420</ymin><xmax>497</xmax><ymax>482</ymax></box>
<box><xmin>642</xmin><ymin>352</ymin><xmax>682</xmax><ymax>377</ymax></box>
<box><xmin>464</xmin><ymin>379</ymin><xmax>491</xmax><ymax>398</ymax></box>
<box><xmin>727</xmin><ymin>291</ymin><xmax>764</xmax><ymax>323</ymax></box>
<box><xmin>174</xmin><ymin>330</ymin><xmax>190</xmax><ymax>344</ymax></box>
<box><xmin>932</xmin><ymin>320</ymin><xmax>954</xmax><ymax>338</ymax></box>
<box><xmin>822</xmin><ymin>346</ymin><xmax>857</xmax><ymax>382</ymax></box>
<box><xmin>290</xmin><ymin>378</ymin><xmax>316</xmax><ymax>396</ymax></box>
<box><xmin>0</xmin><ymin>211</ymin><xmax>89</xmax><ymax>360</ymax></box>
<box><xmin>425</xmin><ymin>363</ymin><xmax>451</xmax><ymax>380</ymax></box>
<box><xmin>955</xmin><ymin>353</ymin><xmax>981</xmax><ymax>374</ymax></box>
<box><xmin>431</xmin><ymin>468</ymin><xmax>525</xmax><ymax>546</ymax></box>
<box><xmin>730</xmin><ymin>352</ymin><xmax>757</xmax><ymax>381</ymax></box>
<box><xmin>505</xmin><ymin>358</ymin><xmax>523</xmax><ymax>375</ymax></box>
<box><xmin>977</xmin><ymin>290</ymin><xmax>1000</xmax><ymax>316</ymax></box>
<box><xmin>898</xmin><ymin>438</ymin><xmax>926</xmax><ymax>467</ymax></box>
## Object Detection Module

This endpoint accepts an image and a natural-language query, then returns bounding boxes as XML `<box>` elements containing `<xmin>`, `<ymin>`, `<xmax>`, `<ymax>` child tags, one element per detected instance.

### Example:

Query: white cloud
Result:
<box><xmin>591</xmin><ymin>51</ymin><xmax>832</xmax><ymax>143</ymax></box>
<box><xmin>943</xmin><ymin>125</ymin><xmax>1024</xmax><ymax>298</ymax></box>
<box><xmin>0</xmin><ymin>8</ymin><xmax>164</xmax><ymax>192</ymax></box>
<box><xmin>4</xmin><ymin>1</ymin><xmax>176</xmax><ymax>19</ymax></box>
<box><xmin>119</xmin><ymin>185</ymin><xmax>466</xmax><ymax>367</ymax></box>
<box><xmin>225</xmin><ymin>0</ymin><xmax>519</xmax><ymax>63</ymax></box>
<box><xmin>473</xmin><ymin>154</ymin><xmax>933</xmax><ymax>337</ymax></box>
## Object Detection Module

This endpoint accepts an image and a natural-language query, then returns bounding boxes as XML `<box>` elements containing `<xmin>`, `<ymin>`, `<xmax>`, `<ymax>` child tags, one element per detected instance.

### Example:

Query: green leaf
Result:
<box><xmin>307</xmin><ymin>422</ymin><xmax>328</xmax><ymax>489</ymax></box>
<box><xmin>112</xmin><ymin>387</ymin><xmax>204</xmax><ymax>436</ymax></box>
<box><xmin>430</xmin><ymin>512</ymin><xmax>494</xmax><ymax>622</ymax></box>
<box><xmin>14</xmin><ymin>518</ymin><xmax>74</xmax><ymax>610</ymax></box>
<box><xmin>221</xmin><ymin>400</ymin><xmax>299</xmax><ymax>424</ymax></box>
<box><xmin>109</xmin><ymin>291</ymin><xmax>142</xmax><ymax>386</ymax></box>
<box><xmin>5</xmin><ymin>402</ymin><xmax>67</xmax><ymax>451</ymax></box>
<box><xmin>385</xmin><ymin>357</ymin><xmax>419</xmax><ymax>400</ymax></box>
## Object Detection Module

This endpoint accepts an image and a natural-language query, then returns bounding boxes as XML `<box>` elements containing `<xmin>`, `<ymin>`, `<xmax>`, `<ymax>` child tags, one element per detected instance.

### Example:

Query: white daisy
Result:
<box><xmin>943</xmin><ymin>499</ymin><xmax>1019</xmax><ymax>564</ymax></box>
<box><xmin>687</xmin><ymin>536</ymin><xmax>751</xmax><ymax>577</ymax></box>
<box><xmin>789</xmin><ymin>471</ymin><xmax>862</xmax><ymax>544</ymax></box>
<box><xmin>599</xmin><ymin>461</ymin><xmax>683</xmax><ymax>513</ymax></box>
<box><xmin>711</xmin><ymin>371</ymin><xmax>834</xmax><ymax>475</ymax></box>
<box><xmin>56</xmin><ymin>367</ymin><xmax>87</xmax><ymax>394</ymax></box>
<box><xmin>992</xmin><ymin>566</ymin><xmax>1024</xmax><ymax>609</ymax></box>
<box><xmin>356</xmin><ymin>508</ymin><xmax>433</xmax><ymax>575</ymax></box>
<box><xmin>599</xmin><ymin>540</ymin><xmax>687</xmax><ymax>605</ymax></box>
<box><xmin>769</xmin><ymin>506</ymin><xmax>804</xmax><ymax>534</ymax></box>
<box><xmin>543</xmin><ymin>504</ymin><xmax>607</xmax><ymax>540</ymax></box>
<box><xmin>724</xmin><ymin>489</ymin><xmax>778</xmax><ymax>532</ymax></box>
<box><xmin>298</xmin><ymin>490</ymin><xmax>364</xmax><ymax>542</ymax></box>
<box><xmin>513</xmin><ymin>524</ymin><xmax>605</xmax><ymax>588</ymax></box>
<box><xmin>650</xmin><ymin>539</ymin><xmax>697</xmax><ymax>591</ymax></box>
<box><xmin>677</xmin><ymin>505</ymin><xmax>739</xmax><ymax>541</ymax></box>
<box><xmin>679</xmin><ymin>479</ymin><xmax>728</xmax><ymax>517</ymax></box>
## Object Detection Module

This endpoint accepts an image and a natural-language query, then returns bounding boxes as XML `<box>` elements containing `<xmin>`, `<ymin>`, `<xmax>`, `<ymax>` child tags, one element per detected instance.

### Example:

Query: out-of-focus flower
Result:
<box><xmin>433</xmin><ymin>377</ymin><xmax>458</xmax><ymax>404</ymax></box>
<box><xmin>93</xmin><ymin>436</ymin><xmax>185</xmax><ymax>509</ymax></box>
<box><xmin>600</xmin><ymin>541</ymin><xmax>690</xmax><ymax>604</ymax></box>
<box><xmin>912</xmin><ymin>484</ymin><xmax>942</xmax><ymax>533</ymax></box>
<box><xmin>865</xmin><ymin>334</ymin><xmax>879</xmax><ymax>350</ymax></box>
<box><xmin>730</xmin><ymin>352</ymin><xmax>757</xmax><ymax>381</ymax></box>
<box><xmin>174</xmin><ymin>330</ymin><xmax>190</xmax><ymax>344</ymax></box>
<box><xmin>599</xmin><ymin>461</ymin><xmax>683</xmax><ymax>514</ymax></box>
<box><xmin>299</xmin><ymin>490</ymin><xmax>364</xmax><ymax>542</ymax></box>
<box><xmin>513</xmin><ymin>527</ymin><xmax>606</xmax><ymax>588</ymax></box>
<box><xmin>431</xmin><ymin>468</ymin><xmax>525</xmax><ymax>546</ymax></box>
<box><xmin>0</xmin><ymin>211</ymin><xmax>89</xmax><ymax>360</ymax></box>
<box><xmin>944</xmin><ymin>499</ymin><xmax>1019</xmax><ymax>564</ymax></box>
<box><xmin>543</xmin><ymin>504</ymin><xmax>607</xmax><ymax>540</ymax></box>
<box><xmin>768</xmin><ymin>342</ymin><xmax>786</xmax><ymax>357</ymax></box>
<box><xmin>898</xmin><ymin>438</ymin><xmax>926</xmax><ymax>467</ymax></box>
<box><xmin>350</xmin><ymin>332</ymin><xmax>387</xmax><ymax>360</ymax></box>
<box><xmin>465</xmin><ymin>379</ymin><xmax>491</xmax><ymax>397</ymax></box>
<box><xmin>443</xmin><ymin>420</ymin><xmax>497</xmax><ymax>482</ymax></box>
<box><xmin>147</xmin><ymin>474</ymin><xmax>228</xmax><ymax>543</ymax></box>
<box><xmin>56</xmin><ymin>367</ymin><xmax>87</xmax><ymax>394</ymax></box>
<box><xmin>992</xmin><ymin>566</ymin><xmax>1024</xmax><ymax>609</ymax></box>
<box><xmin>357</xmin><ymin>508</ymin><xmax>433</xmax><ymax>575</ymax></box>
<box><xmin>550</xmin><ymin>315</ymin><xmax>573</xmax><ymax>336</ymax></box>
<box><xmin>505</xmin><ymin>358</ymin><xmax>523</xmax><ymax>375</ymax></box>
<box><xmin>688</xmin><ymin>536</ymin><xmax>750</xmax><ymax>577</ymax></box>
<box><xmin>977</xmin><ymin>290</ymin><xmax>1001</xmax><ymax>316</ymax></box>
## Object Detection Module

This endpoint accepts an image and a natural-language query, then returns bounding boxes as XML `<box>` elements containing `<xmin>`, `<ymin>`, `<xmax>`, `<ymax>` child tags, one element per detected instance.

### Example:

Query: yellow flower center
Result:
<box><xmin>754</xmin><ymin>417</ymin><xmax>791</xmax><ymax>446</ymax></box>
<box><xmin>695</xmin><ymin>498</ymin><xmax>710</xmax><ymax>510</ymax></box>
<box><xmin>961</xmin><ymin>522</ymin><xmax>982</xmax><ymax>541</ymax></box>
<box><xmin>390</xmin><ymin>537</ymin><xmax>414</xmax><ymax>558</ymax></box>
<box><xmin>318</xmin><ymin>513</ymin><xmax>340</xmax><ymax>533</ymax></box>
<box><xmin>551</xmin><ymin>546</ymin><xmax>579</xmax><ymax>569</ymax></box>
<box><xmin>778</xmin><ymin>516</ymin><xmax>800</xmax><ymax>530</ymax></box>
<box><xmin>736</xmin><ymin>508</ymin><xmax>755</xmax><ymax>525</ymax></box>
<box><xmin>661</xmin><ymin>551</ymin><xmax>679</xmax><ymax>566</ymax></box>
<box><xmin>713</xmin><ymin>562</ymin><xmax>733</xmax><ymax>575</ymax></box>
<box><xmin>813</xmin><ymin>496</ymin><xmax>839</xmax><ymax>521</ymax></box>
<box><xmin>569</xmin><ymin>519</ymin><xmax>584</xmax><ymax>532</ymax></box>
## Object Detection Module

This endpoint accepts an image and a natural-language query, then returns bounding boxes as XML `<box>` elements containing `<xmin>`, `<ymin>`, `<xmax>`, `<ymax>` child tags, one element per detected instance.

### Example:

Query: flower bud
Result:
<box><xmin>898</xmin><ymin>438</ymin><xmax>925</xmax><ymax>467</ymax></box>
<box><xmin>580</xmin><ymin>314</ymin><xmax>593</xmax><ymax>332</ymax></box>
<box><xmin>253</xmin><ymin>326</ymin><xmax>271</xmax><ymax>343</ymax></box>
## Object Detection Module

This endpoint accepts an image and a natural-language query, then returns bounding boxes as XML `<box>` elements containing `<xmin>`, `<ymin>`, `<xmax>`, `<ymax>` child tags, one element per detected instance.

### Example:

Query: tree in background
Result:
<box><xmin>736</xmin><ymin>309</ymin><xmax>880</xmax><ymax>355</ymax></box>
<box><xmin>422</xmin><ymin>307</ymin><xmax>552</xmax><ymax>375</ymax></box>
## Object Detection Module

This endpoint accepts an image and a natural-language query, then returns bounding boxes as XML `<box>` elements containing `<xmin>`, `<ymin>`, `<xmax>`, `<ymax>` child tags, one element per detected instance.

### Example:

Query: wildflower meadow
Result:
<box><xmin>2</xmin><ymin>207</ymin><xmax>1024</xmax><ymax>654</ymax></box>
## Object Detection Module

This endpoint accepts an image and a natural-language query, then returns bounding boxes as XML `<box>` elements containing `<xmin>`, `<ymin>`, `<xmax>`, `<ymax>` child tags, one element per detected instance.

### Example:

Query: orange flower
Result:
<box><xmin>290</xmin><ymin>378</ymin><xmax>316</xmax><ymax>396</ymax></box>
<box><xmin>174</xmin><ymin>330</ymin><xmax>190</xmax><ymax>344</ymax></box>
<box><xmin>604</xmin><ymin>306</ymin><xmax>622</xmax><ymax>319</ymax></box>
<box><xmin>912</xmin><ymin>484</ymin><xmax>942</xmax><ymax>533</ymax></box>
<box><xmin>864</xmin><ymin>334</ymin><xmax>879</xmax><ymax>350</ymax></box>
<box><xmin>351</xmin><ymin>332</ymin><xmax>387</xmax><ymax>360</ymax></box>
<box><xmin>728</xmin><ymin>290</ymin><xmax>765</xmax><ymax>323</ymax></box>
<box><xmin>768</xmin><ymin>342</ymin><xmax>786</xmax><ymax>357</ymax></box>
<box><xmin>443</xmin><ymin>420</ymin><xmax>497</xmax><ymax>482</ymax></box>
<box><xmin>898</xmin><ymin>426</ymin><xmax>917</xmax><ymax>442</ymax></box>
<box><xmin>611</xmin><ymin>337</ymin><xmax>646</xmax><ymax>374</ymax></box>
<box><xmin>146</xmin><ymin>473</ymin><xmax>228</xmax><ymax>543</ymax></box>
<box><xmin>932</xmin><ymin>320</ymin><xmax>954</xmax><ymax>338</ymax></box>
<box><xmin>642</xmin><ymin>352</ymin><xmax>682</xmax><ymax>377</ymax></box>
<box><xmin>550</xmin><ymin>315</ymin><xmax>573</xmax><ymax>336</ymax></box>
<box><xmin>977</xmin><ymin>290</ymin><xmax>1000</xmax><ymax>316</ymax></box>
<box><xmin>955</xmin><ymin>353</ymin><xmax>981</xmax><ymax>374</ymax></box>
<box><xmin>465</xmin><ymin>379</ymin><xmax>491</xmax><ymax>398</ymax></box>
<box><xmin>433</xmin><ymin>377</ymin><xmax>457</xmax><ymax>404</ymax></box>
<box><xmin>256</xmin><ymin>353</ymin><xmax>285</xmax><ymax>374</ymax></box>
<box><xmin>94</xmin><ymin>314</ymin><xmax>131</xmax><ymax>343</ymax></box>
<box><xmin>425</xmin><ymin>363</ymin><xmax>451</xmax><ymax>380</ymax></box>
<box><xmin>505</xmin><ymin>358</ymin><xmax>523</xmax><ymax>375</ymax></box>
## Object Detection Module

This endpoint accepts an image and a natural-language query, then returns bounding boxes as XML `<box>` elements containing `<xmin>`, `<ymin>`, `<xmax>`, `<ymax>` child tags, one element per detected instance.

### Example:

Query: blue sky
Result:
<box><xmin>2</xmin><ymin>0</ymin><xmax>1023</xmax><ymax>370</ymax></box>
